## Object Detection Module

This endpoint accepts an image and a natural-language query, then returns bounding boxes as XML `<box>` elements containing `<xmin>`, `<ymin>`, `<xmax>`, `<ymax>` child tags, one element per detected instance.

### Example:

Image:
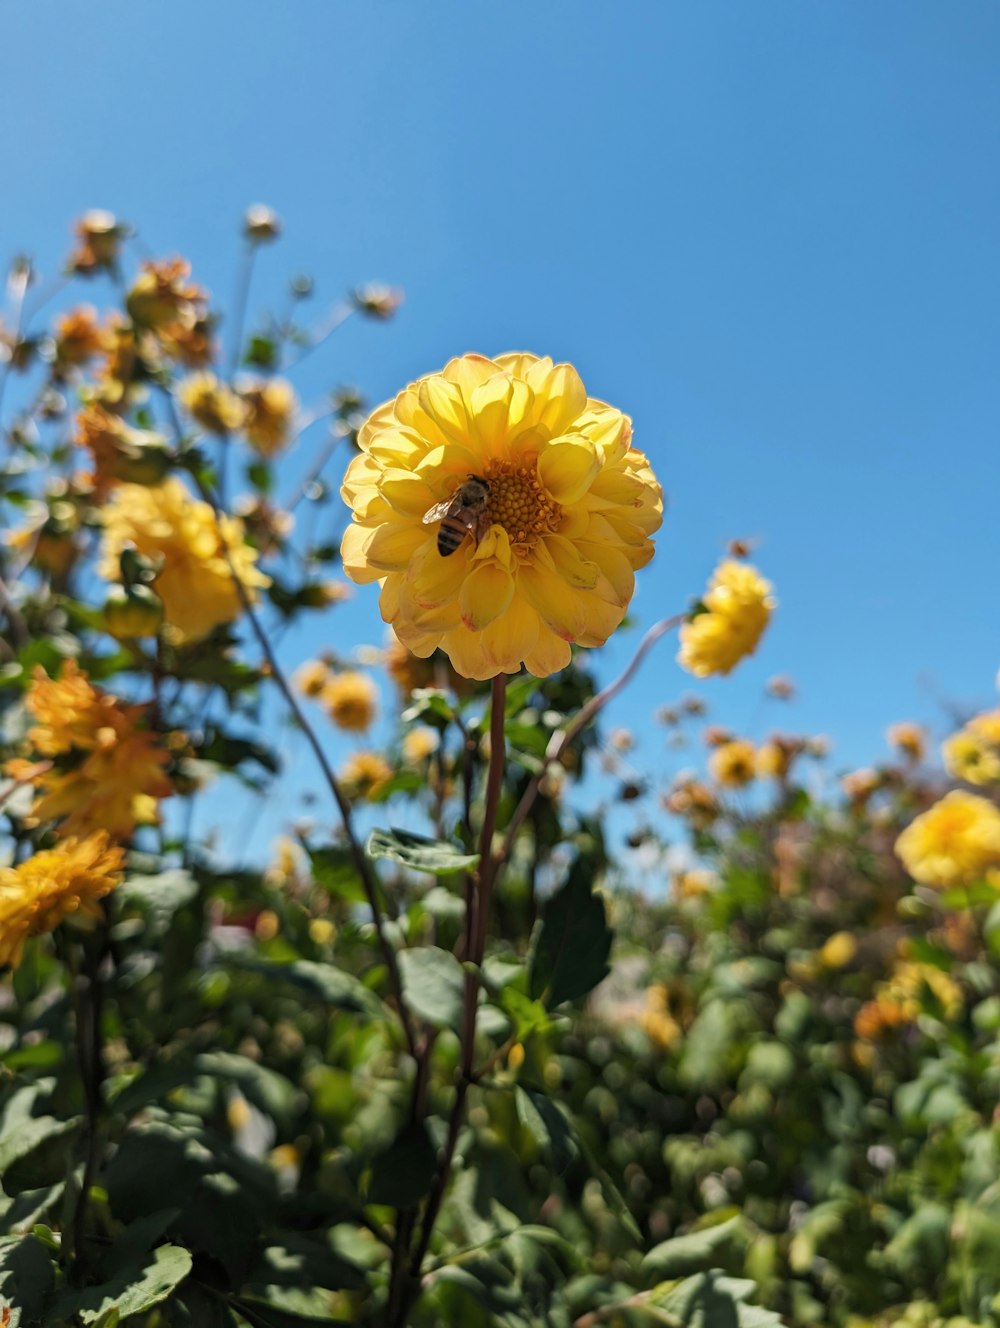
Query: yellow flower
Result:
<box><xmin>674</xmin><ymin>868</ymin><xmax>717</xmax><ymax>900</ymax></box>
<box><xmin>178</xmin><ymin>373</ymin><xmax>246</xmax><ymax>435</ymax></box>
<box><xmin>340</xmin><ymin>353</ymin><xmax>662</xmax><ymax>681</ymax></box>
<box><xmin>238</xmin><ymin>377</ymin><xmax>297</xmax><ymax>455</ymax></box>
<box><xmin>895</xmin><ymin>790</ymin><xmax>1000</xmax><ymax>889</ymax></box>
<box><xmin>0</xmin><ymin>832</ymin><xmax>125</xmax><ymax>969</ymax></box>
<box><xmin>340</xmin><ymin>751</ymin><xmax>392</xmax><ymax>801</ymax></box>
<box><xmin>402</xmin><ymin>726</ymin><xmax>440</xmax><ymax>765</ymax></box>
<box><xmin>100</xmin><ymin>478</ymin><xmax>269</xmax><ymax>644</ymax></box>
<box><xmin>842</xmin><ymin>767</ymin><xmax>881</xmax><ymax>805</ymax></box>
<box><xmin>294</xmin><ymin>659</ymin><xmax>332</xmax><ymax>699</ymax></box>
<box><xmin>678</xmin><ymin>560</ymin><xmax>775</xmax><ymax>678</ymax></box>
<box><xmin>886</xmin><ymin>959</ymin><xmax>963</xmax><ymax>1021</ymax></box>
<box><xmin>7</xmin><ymin>661</ymin><xmax>172</xmax><ymax>840</ymax></box>
<box><xmin>887</xmin><ymin>722</ymin><xmax>925</xmax><ymax>763</ymax></box>
<box><xmin>819</xmin><ymin>931</ymin><xmax>857</xmax><ymax>970</ymax></box>
<box><xmin>53</xmin><ymin>306</ymin><xmax>105</xmax><ymax>369</ymax></box>
<box><xmin>68</xmin><ymin>210</ymin><xmax>122</xmax><ymax>274</ymax></box>
<box><xmin>943</xmin><ymin>710</ymin><xmax>1000</xmax><ymax>786</ymax></box>
<box><xmin>323</xmin><ymin>671</ymin><xmax>378</xmax><ymax>733</ymax></box>
<box><xmin>756</xmin><ymin>736</ymin><xmax>800</xmax><ymax>781</ymax></box>
<box><xmin>710</xmin><ymin>739</ymin><xmax>756</xmax><ymax>788</ymax></box>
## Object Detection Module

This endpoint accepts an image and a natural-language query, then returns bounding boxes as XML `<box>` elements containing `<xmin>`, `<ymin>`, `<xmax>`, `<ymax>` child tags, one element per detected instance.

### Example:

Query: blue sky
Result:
<box><xmin>3</xmin><ymin>2</ymin><xmax>999</xmax><ymax>860</ymax></box>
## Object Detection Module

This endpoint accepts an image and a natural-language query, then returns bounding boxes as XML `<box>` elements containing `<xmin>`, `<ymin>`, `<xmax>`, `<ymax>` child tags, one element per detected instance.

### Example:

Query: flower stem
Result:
<box><xmin>70</xmin><ymin>907</ymin><xmax>109</xmax><ymax>1274</ymax></box>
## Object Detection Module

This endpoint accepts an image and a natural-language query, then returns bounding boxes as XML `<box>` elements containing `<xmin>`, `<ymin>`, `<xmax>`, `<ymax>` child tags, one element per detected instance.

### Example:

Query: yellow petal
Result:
<box><xmin>481</xmin><ymin>597</ymin><xmax>540</xmax><ymax>673</ymax></box>
<box><xmin>539</xmin><ymin>535</ymin><xmax>600</xmax><ymax>590</ymax></box>
<box><xmin>523</xmin><ymin>624</ymin><xmax>572</xmax><ymax>677</ymax></box>
<box><xmin>407</xmin><ymin>540</ymin><xmax>472</xmax><ymax>607</ymax></box>
<box><xmin>379</xmin><ymin>470</ymin><xmax>438</xmax><ymax>518</ymax></box>
<box><xmin>459</xmin><ymin>562</ymin><xmax>515</xmax><ymax>631</ymax></box>
<box><xmin>518</xmin><ymin>562</ymin><xmax>585</xmax><ymax>641</ymax></box>
<box><xmin>537</xmin><ymin>436</ymin><xmax>600</xmax><ymax>505</ymax></box>
<box><xmin>575</xmin><ymin>540</ymin><xmax>635</xmax><ymax>605</ymax></box>
<box><xmin>527</xmin><ymin>362</ymin><xmax>587</xmax><ymax>436</ymax></box>
<box><xmin>418</xmin><ymin>377</ymin><xmax>470</xmax><ymax>444</ymax></box>
<box><xmin>364</xmin><ymin>520</ymin><xmax>429</xmax><ymax>572</ymax></box>
<box><xmin>439</xmin><ymin>625</ymin><xmax>496</xmax><ymax>681</ymax></box>
<box><xmin>340</xmin><ymin>523</ymin><xmax>383</xmax><ymax>584</ymax></box>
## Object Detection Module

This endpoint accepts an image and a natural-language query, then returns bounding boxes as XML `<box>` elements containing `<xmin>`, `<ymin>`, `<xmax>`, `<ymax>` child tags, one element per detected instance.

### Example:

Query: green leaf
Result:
<box><xmin>116</xmin><ymin>869</ymin><xmax>199</xmax><ymax>936</ymax></box>
<box><xmin>649</xmin><ymin>1271</ymin><xmax>782</xmax><ymax>1327</ymax></box>
<box><xmin>48</xmin><ymin>1244</ymin><xmax>193</xmax><ymax>1324</ymax></box>
<box><xmin>221</xmin><ymin>955</ymin><xmax>386</xmax><ymax>1016</ymax></box>
<box><xmin>529</xmin><ymin>862</ymin><xmax>612</xmax><ymax>1007</ymax></box>
<box><xmin>231</xmin><ymin>1298</ymin><xmax>353</xmax><ymax>1328</ymax></box>
<box><xmin>515</xmin><ymin>1086</ymin><xmax>577</xmax><ymax>1172</ymax></box>
<box><xmin>367</xmin><ymin>827</ymin><xmax>480</xmax><ymax>877</ymax></box>
<box><xmin>642</xmin><ymin>1216</ymin><xmax>744</xmax><ymax>1279</ymax></box>
<box><xmin>398</xmin><ymin>946</ymin><xmax>467</xmax><ymax>1028</ymax></box>
<box><xmin>0</xmin><ymin>1233</ymin><xmax>55</xmax><ymax>1326</ymax></box>
<box><xmin>306</xmin><ymin>844</ymin><xmax>367</xmax><ymax>904</ymax></box>
<box><xmin>368</xmin><ymin>1121</ymin><xmax>437</xmax><ymax>1207</ymax></box>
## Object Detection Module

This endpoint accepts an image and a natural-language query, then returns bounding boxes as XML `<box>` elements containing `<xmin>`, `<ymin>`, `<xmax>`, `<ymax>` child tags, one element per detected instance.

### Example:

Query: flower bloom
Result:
<box><xmin>895</xmin><ymin>790</ymin><xmax>1000</xmax><ymax>889</ymax></box>
<box><xmin>340</xmin><ymin>353</ymin><xmax>662</xmax><ymax>681</ymax></box>
<box><xmin>710</xmin><ymin>739</ymin><xmax>756</xmax><ymax>788</ymax></box>
<box><xmin>340</xmin><ymin>751</ymin><xmax>392</xmax><ymax>801</ymax></box>
<box><xmin>125</xmin><ymin>258</ymin><xmax>213</xmax><ymax>366</ymax></box>
<box><xmin>100</xmin><ymin>478</ymin><xmax>269</xmax><ymax>644</ymax></box>
<box><xmin>887</xmin><ymin>722</ymin><xmax>926</xmax><ymax>763</ymax></box>
<box><xmin>68</xmin><ymin>210</ymin><xmax>122</xmax><ymax>275</ymax></box>
<box><xmin>53</xmin><ymin>306</ymin><xmax>105</xmax><ymax>370</ymax></box>
<box><xmin>294</xmin><ymin>659</ymin><xmax>332</xmax><ymax>699</ymax></box>
<box><xmin>0</xmin><ymin>832</ymin><xmax>125</xmax><ymax>969</ymax></box>
<box><xmin>323</xmin><ymin>670</ymin><xmax>378</xmax><ymax>733</ymax></box>
<box><xmin>238</xmin><ymin>378</ymin><xmax>297</xmax><ymax>455</ymax></box>
<box><xmin>943</xmin><ymin>710</ymin><xmax>1000</xmax><ymax>786</ymax></box>
<box><xmin>5</xmin><ymin>661</ymin><xmax>172</xmax><ymax>839</ymax></box>
<box><xmin>402</xmin><ymin>726</ymin><xmax>440</xmax><ymax>765</ymax></box>
<box><xmin>178</xmin><ymin>373</ymin><xmax>245</xmax><ymax>434</ymax></box>
<box><xmin>678</xmin><ymin>560</ymin><xmax>775</xmax><ymax>678</ymax></box>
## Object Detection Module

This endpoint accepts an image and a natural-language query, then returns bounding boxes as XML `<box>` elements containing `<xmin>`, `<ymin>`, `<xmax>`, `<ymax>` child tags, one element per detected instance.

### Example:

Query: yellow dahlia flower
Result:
<box><xmin>943</xmin><ymin>710</ymin><xmax>1000</xmax><ymax>786</ymax></box>
<box><xmin>0</xmin><ymin>832</ymin><xmax>125</xmax><ymax>969</ymax></box>
<box><xmin>340</xmin><ymin>353</ymin><xmax>662</xmax><ymax>681</ymax></box>
<box><xmin>178</xmin><ymin>373</ymin><xmax>246</xmax><ymax>435</ymax></box>
<box><xmin>710</xmin><ymin>738</ymin><xmax>757</xmax><ymax>788</ymax></box>
<box><xmin>340</xmin><ymin>750</ymin><xmax>392</xmax><ymax>801</ymax></box>
<box><xmin>7</xmin><ymin>661</ymin><xmax>172</xmax><ymax>840</ymax></box>
<box><xmin>887</xmin><ymin>722</ymin><xmax>926</xmax><ymax>763</ymax></box>
<box><xmin>895</xmin><ymin>790</ymin><xmax>1000</xmax><ymax>889</ymax></box>
<box><xmin>402</xmin><ymin>726</ymin><xmax>440</xmax><ymax>765</ymax></box>
<box><xmin>294</xmin><ymin>659</ymin><xmax>332</xmax><ymax>699</ymax></box>
<box><xmin>322</xmin><ymin>670</ymin><xmax>378</xmax><ymax>733</ymax></box>
<box><xmin>238</xmin><ymin>377</ymin><xmax>297</xmax><ymax>456</ymax></box>
<box><xmin>100</xmin><ymin>478</ymin><xmax>270</xmax><ymax>644</ymax></box>
<box><xmin>678</xmin><ymin>560</ymin><xmax>775</xmax><ymax>678</ymax></box>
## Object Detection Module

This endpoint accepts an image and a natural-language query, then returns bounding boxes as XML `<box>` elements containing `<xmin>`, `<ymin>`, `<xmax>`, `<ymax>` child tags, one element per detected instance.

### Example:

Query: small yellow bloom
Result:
<box><xmin>841</xmin><ymin>767</ymin><xmax>881</xmax><ymax>805</ymax></box>
<box><xmin>0</xmin><ymin>832</ymin><xmax>125</xmax><ymax>969</ymax></box>
<box><xmin>895</xmin><ymin>790</ymin><xmax>1000</xmax><ymax>889</ymax></box>
<box><xmin>7</xmin><ymin>661</ymin><xmax>172</xmax><ymax>840</ymax></box>
<box><xmin>69</xmin><ymin>210</ymin><xmax>122</xmax><ymax>274</ymax></box>
<box><xmin>943</xmin><ymin>710</ymin><xmax>1000</xmax><ymax>786</ymax></box>
<box><xmin>341</xmin><ymin>353</ymin><xmax>662</xmax><ymax>681</ymax></box>
<box><xmin>340</xmin><ymin>751</ymin><xmax>393</xmax><ymax>801</ymax></box>
<box><xmin>126</xmin><ymin>258</ymin><xmax>214</xmax><ymax>366</ymax></box>
<box><xmin>178</xmin><ymin>373</ymin><xmax>246</xmax><ymax>435</ymax></box>
<box><xmin>674</xmin><ymin>868</ymin><xmax>717</xmax><ymax>899</ymax></box>
<box><xmin>294</xmin><ymin>659</ymin><xmax>332</xmax><ymax>699</ymax></box>
<box><xmin>255</xmin><ymin>909</ymin><xmax>280</xmax><ymax>941</ymax></box>
<box><xmin>710</xmin><ymin>739</ymin><xmax>756</xmax><ymax>788</ymax></box>
<box><xmin>238</xmin><ymin>377</ymin><xmax>297</xmax><ymax>456</ymax></box>
<box><xmin>756</xmin><ymin>737</ymin><xmax>800</xmax><ymax>781</ymax></box>
<box><xmin>886</xmin><ymin>959</ymin><xmax>963</xmax><ymax>1021</ymax></box>
<box><xmin>819</xmin><ymin>931</ymin><xmax>857</xmax><ymax>970</ymax></box>
<box><xmin>100</xmin><ymin>478</ymin><xmax>269</xmax><ymax>644</ymax></box>
<box><xmin>308</xmin><ymin>918</ymin><xmax>336</xmax><ymax>945</ymax></box>
<box><xmin>352</xmin><ymin>283</ymin><xmax>404</xmax><ymax>320</ymax></box>
<box><xmin>402</xmin><ymin>726</ymin><xmax>440</xmax><ymax>765</ymax></box>
<box><xmin>323</xmin><ymin>670</ymin><xmax>378</xmax><ymax>733</ymax></box>
<box><xmin>53</xmin><ymin>306</ymin><xmax>105</xmax><ymax>369</ymax></box>
<box><xmin>678</xmin><ymin>560</ymin><xmax>775</xmax><ymax>678</ymax></box>
<box><xmin>887</xmin><ymin>722</ymin><xmax>925</xmax><ymax>763</ymax></box>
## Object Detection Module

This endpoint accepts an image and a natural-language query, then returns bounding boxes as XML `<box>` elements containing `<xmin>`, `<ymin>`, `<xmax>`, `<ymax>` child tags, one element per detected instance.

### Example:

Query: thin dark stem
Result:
<box><xmin>284</xmin><ymin>428</ymin><xmax>342</xmax><ymax>513</ymax></box>
<box><xmin>499</xmin><ymin>615</ymin><xmax>684</xmax><ymax>864</ymax></box>
<box><xmin>187</xmin><ymin>469</ymin><xmax>418</xmax><ymax>1059</ymax></box>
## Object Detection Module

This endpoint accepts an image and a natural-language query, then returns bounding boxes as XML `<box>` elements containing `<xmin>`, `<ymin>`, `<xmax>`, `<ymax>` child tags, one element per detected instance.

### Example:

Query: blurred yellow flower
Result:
<box><xmin>126</xmin><ymin>258</ymin><xmax>214</xmax><ymax>366</ymax></box>
<box><xmin>69</xmin><ymin>210</ymin><xmax>122</xmax><ymax>274</ymax></box>
<box><xmin>53</xmin><ymin>306</ymin><xmax>104</xmax><ymax>369</ymax></box>
<box><xmin>340</xmin><ymin>751</ymin><xmax>392</xmax><ymax>801</ymax></box>
<box><xmin>239</xmin><ymin>377</ymin><xmax>297</xmax><ymax>455</ymax></box>
<box><xmin>402</xmin><ymin>726</ymin><xmax>440</xmax><ymax>765</ymax></box>
<box><xmin>678</xmin><ymin>560</ymin><xmax>775</xmax><ymax>678</ymax></box>
<box><xmin>178</xmin><ymin>372</ymin><xmax>246</xmax><ymax>434</ymax></box>
<box><xmin>895</xmin><ymin>790</ymin><xmax>1000</xmax><ymax>889</ymax></box>
<box><xmin>6</xmin><ymin>661</ymin><xmax>172</xmax><ymax>840</ymax></box>
<box><xmin>887</xmin><ymin>959</ymin><xmax>963</xmax><ymax>1021</ymax></box>
<box><xmin>0</xmin><ymin>832</ymin><xmax>125</xmax><ymax>969</ymax></box>
<box><xmin>341</xmin><ymin>353</ymin><xmax>662</xmax><ymax>680</ymax></box>
<box><xmin>710</xmin><ymin>739</ymin><xmax>756</xmax><ymax>788</ymax></box>
<box><xmin>887</xmin><ymin>722</ymin><xmax>926</xmax><ymax>763</ymax></box>
<box><xmin>323</xmin><ymin>670</ymin><xmax>378</xmax><ymax>733</ymax></box>
<box><xmin>294</xmin><ymin>659</ymin><xmax>332</xmax><ymax>699</ymax></box>
<box><xmin>100</xmin><ymin>478</ymin><xmax>269</xmax><ymax>644</ymax></box>
<box><xmin>74</xmin><ymin>403</ymin><xmax>170</xmax><ymax>493</ymax></box>
<box><xmin>943</xmin><ymin>709</ymin><xmax>1000</xmax><ymax>786</ymax></box>
<box><xmin>756</xmin><ymin>736</ymin><xmax>800</xmax><ymax>781</ymax></box>
<box><xmin>841</xmin><ymin>767</ymin><xmax>881</xmax><ymax>805</ymax></box>
<box><xmin>819</xmin><ymin>931</ymin><xmax>857</xmax><ymax>969</ymax></box>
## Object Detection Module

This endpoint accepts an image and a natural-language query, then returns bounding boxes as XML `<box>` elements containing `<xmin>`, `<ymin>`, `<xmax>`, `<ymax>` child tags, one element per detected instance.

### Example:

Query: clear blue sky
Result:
<box><xmin>3</xmin><ymin>3</ymin><xmax>999</xmax><ymax>858</ymax></box>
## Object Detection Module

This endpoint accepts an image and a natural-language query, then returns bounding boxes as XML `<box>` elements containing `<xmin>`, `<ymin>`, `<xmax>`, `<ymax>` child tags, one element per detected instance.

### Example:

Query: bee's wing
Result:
<box><xmin>422</xmin><ymin>497</ymin><xmax>456</xmax><ymax>524</ymax></box>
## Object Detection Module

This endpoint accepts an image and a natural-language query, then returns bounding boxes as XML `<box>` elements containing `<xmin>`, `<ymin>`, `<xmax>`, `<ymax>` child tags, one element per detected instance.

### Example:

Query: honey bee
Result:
<box><xmin>422</xmin><ymin>475</ymin><xmax>491</xmax><ymax>556</ymax></box>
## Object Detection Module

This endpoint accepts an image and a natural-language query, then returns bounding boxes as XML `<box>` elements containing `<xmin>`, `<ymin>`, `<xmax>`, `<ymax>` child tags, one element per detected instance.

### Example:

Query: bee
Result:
<box><xmin>422</xmin><ymin>475</ymin><xmax>491</xmax><ymax>556</ymax></box>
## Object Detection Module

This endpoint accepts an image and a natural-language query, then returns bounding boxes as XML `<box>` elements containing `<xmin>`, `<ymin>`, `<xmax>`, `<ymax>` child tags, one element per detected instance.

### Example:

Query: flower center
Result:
<box><xmin>483</xmin><ymin>460</ymin><xmax>561</xmax><ymax>548</ymax></box>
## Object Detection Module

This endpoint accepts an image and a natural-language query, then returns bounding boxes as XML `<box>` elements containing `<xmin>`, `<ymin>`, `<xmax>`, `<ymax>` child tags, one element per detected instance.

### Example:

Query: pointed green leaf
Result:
<box><xmin>367</xmin><ymin>828</ymin><xmax>479</xmax><ymax>876</ymax></box>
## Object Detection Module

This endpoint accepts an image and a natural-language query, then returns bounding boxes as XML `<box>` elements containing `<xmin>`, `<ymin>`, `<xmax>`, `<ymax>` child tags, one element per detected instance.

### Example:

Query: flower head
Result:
<box><xmin>53</xmin><ymin>306</ymin><xmax>104</xmax><ymax>370</ymax></box>
<box><xmin>340</xmin><ymin>751</ymin><xmax>392</xmax><ymax>801</ymax></box>
<box><xmin>0</xmin><ymin>833</ymin><xmax>125</xmax><ymax>969</ymax></box>
<box><xmin>887</xmin><ymin>722</ymin><xmax>926</xmax><ymax>763</ymax></box>
<box><xmin>943</xmin><ymin>710</ymin><xmax>1000</xmax><ymax>786</ymax></box>
<box><xmin>341</xmin><ymin>353</ymin><xmax>662</xmax><ymax>680</ymax></box>
<box><xmin>7</xmin><ymin>661</ymin><xmax>172</xmax><ymax>839</ymax></box>
<box><xmin>68</xmin><ymin>210</ymin><xmax>123</xmax><ymax>275</ymax></box>
<box><xmin>99</xmin><ymin>478</ymin><xmax>269</xmax><ymax>644</ymax></box>
<box><xmin>895</xmin><ymin>790</ymin><xmax>1000</xmax><ymax>889</ymax></box>
<box><xmin>710</xmin><ymin>739</ymin><xmax>756</xmax><ymax>788</ymax></box>
<box><xmin>178</xmin><ymin>372</ymin><xmax>245</xmax><ymax>434</ymax></box>
<box><xmin>294</xmin><ymin>659</ymin><xmax>332</xmax><ymax>699</ymax></box>
<box><xmin>678</xmin><ymin>560</ymin><xmax>775</xmax><ymax>678</ymax></box>
<box><xmin>238</xmin><ymin>377</ymin><xmax>297</xmax><ymax>455</ymax></box>
<box><xmin>402</xmin><ymin>726</ymin><xmax>440</xmax><ymax>765</ymax></box>
<box><xmin>323</xmin><ymin>670</ymin><xmax>378</xmax><ymax>733</ymax></box>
